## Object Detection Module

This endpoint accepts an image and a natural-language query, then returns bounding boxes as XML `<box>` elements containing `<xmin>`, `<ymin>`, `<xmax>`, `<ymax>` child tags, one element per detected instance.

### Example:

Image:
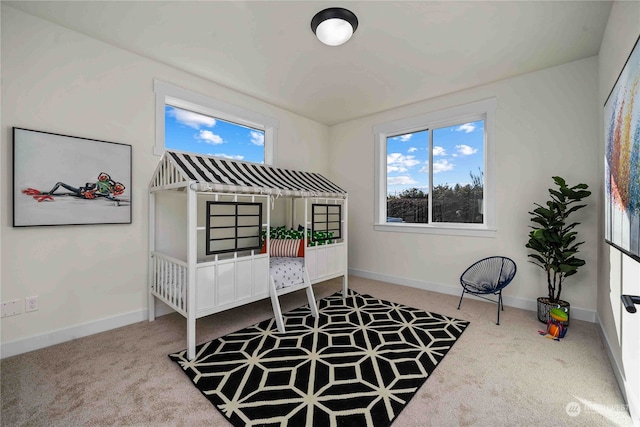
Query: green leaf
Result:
<box><xmin>533</xmin><ymin>207</ymin><xmax>554</xmax><ymax>219</ymax></box>
<box><xmin>549</xmin><ymin>189</ymin><xmax>565</xmax><ymax>201</ymax></box>
<box><xmin>564</xmin><ymin>258</ymin><xmax>586</xmax><ymax>267</ymax></box>
<box><xmin>552</xmin><ymin>176</ymin><xmax>566</xmax><ymax>187</ymax></box>
<box><xmin>572</xmin><ymin>190</ymin><xmax>591</xmax><ymax>199</ymax></box>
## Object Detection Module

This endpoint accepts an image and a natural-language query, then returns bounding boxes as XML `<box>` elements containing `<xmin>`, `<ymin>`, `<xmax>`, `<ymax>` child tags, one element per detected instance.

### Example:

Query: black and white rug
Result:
<box><xmin>169</xmin><ymin>290</ymin><xmax>469</xmax><ymax>427</ymax></box>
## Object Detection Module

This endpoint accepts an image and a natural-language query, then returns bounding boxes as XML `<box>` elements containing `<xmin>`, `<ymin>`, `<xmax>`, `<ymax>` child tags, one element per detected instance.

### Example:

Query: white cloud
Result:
<box><xmin>168</xmin><ymin>107</ymin><xmax>216</xmax><ymax>129</ymax></box>
<box><xmin>433</xmin><ymin>146</ymin><xmax>446</xmax><ymax>156</ymax></box>
<box><xmin>387</xmin><ymin>165</ymin><xmax>407</xmax><ymax>173</ymax></box>
<box><xmin>250</xmin><ymin>131</ymin><xmax>264</xmax><ymax>146</ymax></box>
<box><xmin>407</xmin><ymin>147</ymin><xmax>417</xmax><ymax>153</ymax></box>
<box><xmin>456</xmin><ymin>123</ymin><xmax>476</xmax><ymax>133</ymax></box>
<box><xmin>433</xmin><ymin>159</ymin><xmax>455</xmax><ymax>173</ymax></box>
<box><xmin>214</xmin><ymin>153</ymin><xmax>244</xmax><ymax>160</ymax></box>
<box><xmin>388</xmin><ymin>175</ymin><xmax>417</xmax><ymax>186</ymax></box>
<box><xmin>456</xmin><ymin>144</ymin><xmax>478</xmax><ymax>156</ymax></box>
<box><xmin>387</xmin><ymin>152</ymin><xmax>420</xmax><ymax>173</ymax></box>
<box><xmin>387</xmin><ymin>152</ymin><xmax>420</xmax><ymax>168</ymax></box>
<box><xmin>197</xmin><ymin>130</ymin><xmax>224</xmax><ymax>145</ymax></box>
<box><xmin>420</xmin><ymin>159</ymin><xmax>455</xmax><ymax>174</ymax></box>
<box><xmin>391</xmin><ymin>134</ymin><xmax>413</xmax><ymax>142</ymax></box>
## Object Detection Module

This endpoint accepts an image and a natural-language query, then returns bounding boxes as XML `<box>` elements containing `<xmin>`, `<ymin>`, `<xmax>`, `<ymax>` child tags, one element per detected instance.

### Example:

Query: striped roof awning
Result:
<box><xmin>150</xmin><ymin>150</ymin><xmax>346</xmax><ymax>198</ymax></box>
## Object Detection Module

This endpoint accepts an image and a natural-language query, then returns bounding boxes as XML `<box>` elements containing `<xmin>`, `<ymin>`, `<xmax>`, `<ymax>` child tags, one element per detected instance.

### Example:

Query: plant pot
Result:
<box><xmin>537</xmin><ymin>297</ymin><xmax>570</xmax><ymax>326</ymax></box>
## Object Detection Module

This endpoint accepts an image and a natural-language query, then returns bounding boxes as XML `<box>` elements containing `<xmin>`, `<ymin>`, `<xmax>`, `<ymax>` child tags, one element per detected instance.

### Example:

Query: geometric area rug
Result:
<box><xmin>169</xmin><ymin>290</ymin><xmax>469</xmax><ymax>427</ymax></box>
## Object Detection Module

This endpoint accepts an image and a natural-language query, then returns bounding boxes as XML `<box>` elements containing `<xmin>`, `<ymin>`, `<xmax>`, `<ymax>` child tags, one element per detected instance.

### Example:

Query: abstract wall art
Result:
<box><xmin>604</xmin><ymin>35</ymin><xmax>640</xmax><ymax>262</ymax></box>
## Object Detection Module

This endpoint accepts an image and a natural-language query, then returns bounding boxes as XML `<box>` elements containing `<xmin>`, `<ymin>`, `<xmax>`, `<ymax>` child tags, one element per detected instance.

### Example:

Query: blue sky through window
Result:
<box><xmin>387</xmin><ymin>120</ymin><xmax>484</xmax><ymax>196</ymax></box>
<box><xmin>165</xmin><ymin>105</ymin><xmax>265</xmax><ymax>164</ymax></box>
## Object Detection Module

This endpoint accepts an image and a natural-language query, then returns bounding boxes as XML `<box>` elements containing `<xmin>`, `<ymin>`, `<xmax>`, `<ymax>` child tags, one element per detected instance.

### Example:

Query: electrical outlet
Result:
<box><xmin>25</xmin><ymin>296</ymin><xmax>38</xmax><ymax>313</ymax></box>
<box><xmin>1</xmin><ymin>299</ymin><xmax>21</xmax><ymax>317</ymax></box>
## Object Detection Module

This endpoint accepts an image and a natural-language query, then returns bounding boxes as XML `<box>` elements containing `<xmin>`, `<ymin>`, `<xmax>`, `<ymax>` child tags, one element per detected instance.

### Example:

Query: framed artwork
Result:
<box><xmin>604</xmin><ymin>35</ymin><xmax>640</xmax><ymax>263</ymax></box>
<box><xmin>13</xmin><ymin>127</ymin><xmax>132</xmax><ymax>227</ymax></box>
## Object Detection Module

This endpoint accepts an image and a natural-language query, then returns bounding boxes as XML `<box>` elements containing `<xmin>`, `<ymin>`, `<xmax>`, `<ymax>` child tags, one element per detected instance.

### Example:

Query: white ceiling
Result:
<box><xmin>6</xmin><ymin>1</ymin><xmax>613</xmax><ymax>126</ymax></box>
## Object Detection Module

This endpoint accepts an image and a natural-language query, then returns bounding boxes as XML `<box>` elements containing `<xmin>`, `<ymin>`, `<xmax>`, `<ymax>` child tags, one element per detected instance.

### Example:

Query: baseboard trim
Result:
<box><xmin>0</xmin><ymin>302</ymin><xmax>176</xmax><ymax>360</ymax></box>
<box><xmin>348</xmin><ymin>268</ymin><xmax>597</xmax><ymax>323</ymax></box>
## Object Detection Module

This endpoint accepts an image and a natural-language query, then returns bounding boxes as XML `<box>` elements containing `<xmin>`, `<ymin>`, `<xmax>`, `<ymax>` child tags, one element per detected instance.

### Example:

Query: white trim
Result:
<box><xmin>595</xmin><ymin>313</ymin><xmax>627</xmax><ymax>400</ymax></box>
<box><xmin>0</xmin><ymin>303</ymin><xmax>175</xmax><ymax>360</ymax></box>
<box><xmin>153</xmin><ymin>79</ymin><xmax>278</xmax><ymax>165</ymax></box>
<box><xmin>373</xmin><ymin>98</ymin><xmax>496</xmax><ymax>234</ymax></box>
<box><xmin>373</xmin><ymin>223</ymin><xmax>497</xmax><ymax>237</ymax></box>
<box><xmin>348</xmin><ymin>267</ymin><xmax>596</xmax><ymax>322</ymax></box>
<box><xmin>596</xmin><ymin>313</ymin><xmax>640</xmax><ymax>426</ymax></box>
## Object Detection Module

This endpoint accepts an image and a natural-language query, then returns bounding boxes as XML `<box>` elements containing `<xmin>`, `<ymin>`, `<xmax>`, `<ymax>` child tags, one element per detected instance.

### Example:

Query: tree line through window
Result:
<box><xmin>386</xmin><ymin>168</ymin><xmax>484</xmax><ymax>224</ymax></box>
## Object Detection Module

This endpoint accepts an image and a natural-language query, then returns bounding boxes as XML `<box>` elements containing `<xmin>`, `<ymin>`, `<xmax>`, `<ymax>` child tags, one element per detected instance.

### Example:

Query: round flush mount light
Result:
<box><xmin>311</xmin><ymin>7</ymin><xmax>358</xmax><ymax>46</ymax></box>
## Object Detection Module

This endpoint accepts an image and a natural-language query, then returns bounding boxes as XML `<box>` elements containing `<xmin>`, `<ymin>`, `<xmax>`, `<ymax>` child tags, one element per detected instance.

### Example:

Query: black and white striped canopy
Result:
<box><xmin>157</xmin><ymin>151</ymin><xmax>346</xmax><ymax>198</ymax></box>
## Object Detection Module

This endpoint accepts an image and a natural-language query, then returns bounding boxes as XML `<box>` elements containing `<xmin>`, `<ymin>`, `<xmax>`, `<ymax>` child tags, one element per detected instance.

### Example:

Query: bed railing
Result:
<box><xmin>150</xmin><ymin>251</ymin><xmax>188</xmax><ymax>315</ymax></box>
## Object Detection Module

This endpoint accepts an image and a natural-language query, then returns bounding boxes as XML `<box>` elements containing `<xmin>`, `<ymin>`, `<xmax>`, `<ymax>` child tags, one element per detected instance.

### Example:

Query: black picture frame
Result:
<box><xmin>13</xmin><ymin>127</ymin><xmax>132</xmax><ymax>227</ymax></box>
<box><xmin>604</xmin><ymin>35</ymin><xmax>640</xmax><ymax>263</ymax></box>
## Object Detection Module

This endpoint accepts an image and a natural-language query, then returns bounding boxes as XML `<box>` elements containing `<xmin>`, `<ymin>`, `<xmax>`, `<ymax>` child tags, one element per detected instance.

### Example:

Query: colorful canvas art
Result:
<box><xmin>604</xmin><ymin>36</ymin><xmax>640</xmax><ymax>262</ymax></box>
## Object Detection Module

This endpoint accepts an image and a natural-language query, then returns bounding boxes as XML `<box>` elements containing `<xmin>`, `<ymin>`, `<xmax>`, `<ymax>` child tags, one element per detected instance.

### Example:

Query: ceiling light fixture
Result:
<box><xmin>311</xmin><ymin>7</ymin><xmax>358</xmax><ymax>46</ymax></box>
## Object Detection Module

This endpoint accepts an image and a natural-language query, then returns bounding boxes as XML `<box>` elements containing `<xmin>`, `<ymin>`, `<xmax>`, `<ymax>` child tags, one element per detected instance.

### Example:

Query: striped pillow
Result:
<box><xmin>269</xmin><ymin>239</ymin><xmax>303</xmax><ymax>257</ymax></box>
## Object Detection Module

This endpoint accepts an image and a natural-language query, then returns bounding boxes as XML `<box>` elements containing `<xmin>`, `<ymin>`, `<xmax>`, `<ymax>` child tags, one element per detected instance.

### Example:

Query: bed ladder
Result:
<box><xmin>269</xmin><ymin>268</ymin><xmax>319</xmax><ymax>333</ymax></box>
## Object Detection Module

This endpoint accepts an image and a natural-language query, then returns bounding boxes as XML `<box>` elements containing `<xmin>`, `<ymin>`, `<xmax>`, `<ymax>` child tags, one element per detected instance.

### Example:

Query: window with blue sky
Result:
<box><xmin>165</xmin><ymin>105</ymin><xmax>266</xmax><ymax>164</ymax></box>
<box><xmin>374</xmin><ymin>97</ymin><xmax>496</xmax><ymax>235</ymax></box>
<box><xmin>387</xmin><ymin>120</ymin><xmax>484</xmax><ymax>196</ymax></box>
<box><xmin>154</xmin><ymin>80</ymin><xmax>277</xmax><ymax>164</ymax></box>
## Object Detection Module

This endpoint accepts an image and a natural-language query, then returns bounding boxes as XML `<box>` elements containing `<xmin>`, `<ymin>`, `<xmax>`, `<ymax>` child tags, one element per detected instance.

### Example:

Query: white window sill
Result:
<box><xmin>373</xmin><ymin>223</ymin><xmax>497</xmax><ymax>238</ymax></box>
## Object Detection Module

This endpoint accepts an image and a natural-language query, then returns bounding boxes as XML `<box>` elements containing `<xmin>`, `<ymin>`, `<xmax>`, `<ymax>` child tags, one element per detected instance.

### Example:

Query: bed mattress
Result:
<box><xmin>270</xmin><ymin>257</ymin><xmax>305</xmax><ymax>290</ymax></box>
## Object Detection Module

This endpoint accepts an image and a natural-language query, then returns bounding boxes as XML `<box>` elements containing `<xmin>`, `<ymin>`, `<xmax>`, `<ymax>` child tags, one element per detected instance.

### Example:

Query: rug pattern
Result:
<box><xmin>169</xmin><ymin>290</ymin><xmax>469</xmax><ymax>427</ymax></box>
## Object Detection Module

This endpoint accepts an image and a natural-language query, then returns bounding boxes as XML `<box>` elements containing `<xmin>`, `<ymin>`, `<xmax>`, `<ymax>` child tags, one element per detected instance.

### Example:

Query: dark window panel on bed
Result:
<box><xmin>205</xmin><ymin>201</ymin><xmax>263</xmax><ymax>255</ymax></box>
<box><xmin>312</xmin><ymin>204</ymin><xmax>342</xmax><ymax>241</ymax></box>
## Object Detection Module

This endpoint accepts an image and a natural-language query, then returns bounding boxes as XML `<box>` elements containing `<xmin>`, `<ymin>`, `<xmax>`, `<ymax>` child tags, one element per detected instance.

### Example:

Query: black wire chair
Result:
<box><xmin>457</xmin><ymin>256</ymin><xmax>517</xmax><ymax>325</ymax></box>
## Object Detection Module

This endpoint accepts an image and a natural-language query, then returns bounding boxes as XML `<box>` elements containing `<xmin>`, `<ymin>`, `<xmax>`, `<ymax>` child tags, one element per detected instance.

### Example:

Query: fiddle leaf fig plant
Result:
<box><xmin>525</xmin><ymin>176</ymin><xmax>591</xmax><ymax>303</ymax></box>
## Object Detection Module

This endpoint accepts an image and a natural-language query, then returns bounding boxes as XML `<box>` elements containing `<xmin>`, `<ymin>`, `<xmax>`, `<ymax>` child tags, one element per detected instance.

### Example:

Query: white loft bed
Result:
<box><xmin>148</xmin><ymin>150</ymin><xmax>348</xmax><ymax>360</ymax></box>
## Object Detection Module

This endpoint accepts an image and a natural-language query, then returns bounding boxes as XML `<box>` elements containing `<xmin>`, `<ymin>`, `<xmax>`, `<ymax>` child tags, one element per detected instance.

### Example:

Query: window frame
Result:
<box><xmin>205</xmin><ymin>201</ymin><xmax>263</xmax><ymax>255</ymax></box>
<box><xmin>154</xmin><ymin>79</ymin><xmax>278</xmax><ymax>165</ymax></box>
<box><xmin>312</xmin><ymin>203</ymin><xmax>342</xmax><ymax>241</ymax></box>
<box><xmin>373</xmin><ymin>98</ymin><xmax>497</xmax><ymax>237</ymax></box>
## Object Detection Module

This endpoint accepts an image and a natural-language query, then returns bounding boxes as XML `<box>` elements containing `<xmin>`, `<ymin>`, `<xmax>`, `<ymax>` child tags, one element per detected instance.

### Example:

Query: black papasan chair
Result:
<box><xmin>457</xmin><ymin>256</ymin><xmax>517</xmax><ymax>325</ymax></box>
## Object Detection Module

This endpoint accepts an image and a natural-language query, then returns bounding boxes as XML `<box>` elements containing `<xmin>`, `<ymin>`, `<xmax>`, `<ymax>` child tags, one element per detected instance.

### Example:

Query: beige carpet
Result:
<box><xmin>1</xmin><ymin>276</ymin><xmax>633</xmax><ymax>426</ymax></box>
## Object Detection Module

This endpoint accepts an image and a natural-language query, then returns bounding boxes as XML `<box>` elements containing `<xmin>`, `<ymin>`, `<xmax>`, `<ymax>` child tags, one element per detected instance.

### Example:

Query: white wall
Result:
<box><xmin>0</xmin><ymin>2</ymin><xmax>619</xmax><ymax>360</ymax></box>
<box><xmin>0</xmin><ymin>6</ymin><xmax>330</xmax><ymax>351</ymax></box>
<box><xmin>597</xmin><ymin>1</ymin><xmax>640</xmax><ymax>424</ymax></box>
<box><xmin>329</xmin><ymin>56</ymin><xmax>600</xmax><ymax>317</ymax></box>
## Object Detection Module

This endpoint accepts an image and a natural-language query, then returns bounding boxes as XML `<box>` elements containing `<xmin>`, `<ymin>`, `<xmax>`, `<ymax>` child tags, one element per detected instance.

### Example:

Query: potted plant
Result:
<box><xmin>525</xmin><ymin>176</ymin><xmax>591</xmax><ymax>325</ymax></box>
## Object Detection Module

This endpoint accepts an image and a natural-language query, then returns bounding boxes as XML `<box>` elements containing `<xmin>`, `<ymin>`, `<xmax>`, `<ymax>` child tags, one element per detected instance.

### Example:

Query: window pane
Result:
<box><xmin>165</xmin><ymin>105</ymin><xmax>265</xmax><ymax>164</ymax></box>
<box><xmin>386</xmin><ymin>129</ymin><xmax>429</xmax><ymax>224</ymax></box>
<box><xmin>206</xmin><ymin>201</ymin><xmax>262</xmax><ymax>255</ymax></box>
<box><xmin>432</xmin><ymin>120</ymin><xmax>484</xmax><ymax>223</ymax></box>
<box><xmin>312</xmin><ymin>204</ymin><xmax>342</xmax><ymax>240</ymax></box>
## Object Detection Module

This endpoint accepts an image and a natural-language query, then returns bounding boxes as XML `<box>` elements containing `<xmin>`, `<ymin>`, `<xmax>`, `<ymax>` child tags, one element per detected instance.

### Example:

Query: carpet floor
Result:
<box><xmin>0</xmin><ymin>276</ymin><xmax>633</xmax><ymax>426</ymax></box>
<box><xmin>169</xmin><ymin>290</ymin><xmax>469</xmax><ymax>427</ymax></box>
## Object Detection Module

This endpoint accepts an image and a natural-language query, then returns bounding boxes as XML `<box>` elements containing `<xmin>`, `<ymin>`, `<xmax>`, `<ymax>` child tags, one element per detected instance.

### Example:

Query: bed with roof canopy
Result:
<box><xmin>148</xmin><ymin>150</ymin><xmax>347</xmax><ymax>360</ymax></box>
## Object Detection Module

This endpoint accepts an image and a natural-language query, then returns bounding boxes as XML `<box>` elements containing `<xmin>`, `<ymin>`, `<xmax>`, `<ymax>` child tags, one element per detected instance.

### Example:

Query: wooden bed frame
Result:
<box><xmin>147</xmin><ymin>151</ymin><xmax>348</xmax><ymax>360</ymax></box>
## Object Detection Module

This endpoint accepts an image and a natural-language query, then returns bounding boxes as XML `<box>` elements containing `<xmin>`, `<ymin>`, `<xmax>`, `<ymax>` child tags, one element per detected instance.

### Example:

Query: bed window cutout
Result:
<box><xmin>205</xmin><ymin>201</ymin><xmax>262</xmax><ymax>255</ymax></box>
<box><xmin>312</xmin><ymin>204</ymin><xmax>342</xmax><ymax>242</ymax></box>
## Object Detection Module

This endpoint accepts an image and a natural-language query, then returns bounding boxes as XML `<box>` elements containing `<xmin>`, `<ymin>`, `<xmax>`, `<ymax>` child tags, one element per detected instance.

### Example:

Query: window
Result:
<box><xmin>312</xmin><ymin>204</ymin><xmax>342</xmax><ymax>241</ymax></box>
<box><xmin>205</xmin><ymin>201</ymin><xmax>262</xmax><ymax>255</ymax></box>
<box><xmin>374</xmin><ymin>98</ymin><xmax>496</xmax><ymax>237</ymax></box>
<box><xmin>154</xmin><ymin>80</ymin><xmax>278</xmax><ymax>165</ymax></box>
